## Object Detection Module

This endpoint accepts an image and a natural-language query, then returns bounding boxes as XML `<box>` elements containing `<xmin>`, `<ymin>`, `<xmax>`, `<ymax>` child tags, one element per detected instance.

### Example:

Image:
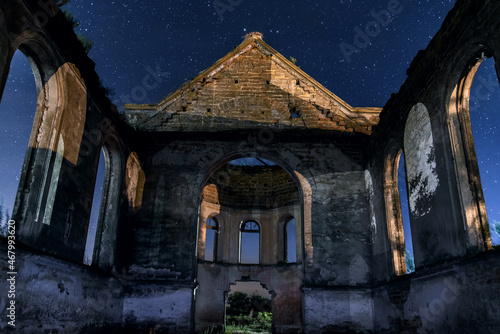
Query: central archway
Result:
<box><xmin>194</xmin><ymin>154</ymin><xmax>308</xmax><ymax>333</ymax></box>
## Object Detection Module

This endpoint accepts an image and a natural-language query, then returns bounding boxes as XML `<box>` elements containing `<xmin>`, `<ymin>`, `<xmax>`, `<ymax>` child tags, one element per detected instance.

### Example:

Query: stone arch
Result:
<box><xmin>446</xmin><ymin>45</ymin><xmax>496</xmax><ymax>252</ymax></box>
<box><xmin>283</xmin><ymin>215</ymin><xmax>298</xmax><ymax>263</ymax></box>
<box><xmin>404</xmin><ymin>103</ymin><xmax>440</xmax><ymax>268</ymax></box>
<box><xmin>194</xmin><ymin>151</ymin><xmax>308</xmax><ymax>332</ymax></box>
<box><xmin>4</xmin><ymin>31</ymin><xmax>88</xmax><ymax>247</ymax></box>
<box><xmin>276</xmin><ymin>213</ymin><xmax>295</xmax><ymax>262</ymax></box>
<box><xmin>404</xmin><ymin>103</ymin><xmax>439</xmax><ymax>218</ymax></box>
<box><xmin>125</xmin><ymin>152</ymin><xmax>146</xmax><ymax>213</ymax></box>
<box><xmin>196</xmin><ymin>150</ymin><xmax>312</xmax><ymax>265</ymax></box>
<box><xmin>203</xmin><ymin>215</ymin><xmax>219</xmax><ymax>262</ymax></box>
<box><xmin>383</xmin><ymin>140</ymin><xmax>406</xmax><ymax>276</ymax></box>
<box><xmin>198</xmin><ymin>181</ymin><xmax>223</xmax><ymax>261</ymax></box>
<box><xmin>10</xmin><ymin>37</ymin><xmax>63</xmax><ymax>224</ymax></box>
<box><xmin>89</xmin><ymin>134</ymin><xmax>124</xmax><ymax>270</ymax></box>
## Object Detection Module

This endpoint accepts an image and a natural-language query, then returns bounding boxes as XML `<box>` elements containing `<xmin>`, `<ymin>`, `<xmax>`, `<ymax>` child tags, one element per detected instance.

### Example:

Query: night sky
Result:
<box><xmin>1</xmin><ymin>0</ymin><xmax>498</xmax><ymax>247</ymax></box>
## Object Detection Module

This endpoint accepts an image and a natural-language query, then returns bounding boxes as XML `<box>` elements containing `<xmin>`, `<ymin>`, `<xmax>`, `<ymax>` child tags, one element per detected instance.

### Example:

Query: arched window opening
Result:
<box><xmin>285</xmin><ymin>217</ymin><xmax>297</xmax><ymax>263</ymax></box>
<box><xmin>398</xmin><ymin>152</ymin><xmax>415</xmax><ymax>273</ymax></box>
<box><xmin>84</xmin><ymin>148</ymin><xmax>105</xmax><ymax>265</ymax></box>
<box><xmin>469</xmin><ymin>57</ymin><xmax>500</xmax><ymax>246</ymax></box>
<box><xmin>205</xmin><ymin>217</ymin><xmax>218</xmax><ymax>262</ymax></box>
<box><xmin>0</xmin><ymin>51</ymin><xmax>36</xmax><ymax>236</ymax></box>
<box><xmin>240</xmin><ymin>220</ymin><xmax>260</xmax><ymax>264</ymax></box>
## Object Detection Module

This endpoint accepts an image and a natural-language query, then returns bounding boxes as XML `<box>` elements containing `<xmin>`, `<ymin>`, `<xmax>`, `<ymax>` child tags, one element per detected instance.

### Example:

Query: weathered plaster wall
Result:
<box><xmin>129</xmin><ymin>131</ymin><xmax>371</xmax><ymax>282</ymax></box>
<box><xmin>0</xmin><ymin>0</ymin><xmax>126</xmax><ymax>269</ymax></box>
<box><xmin>366</xmin><ymin>0</ymin><xmax>500</xmax><ymax>332</ymax></box>
<box><xmin>305</xmin><ymin>170</ymin><xmax>373</xmax><ymax>287</ymax></box>
<box><xmin>2</xmin><ymin>0</ymin><xmax>500</xmax><ymax>332</ymax></box>
<box><xmin>368</xmin><ymin>0</ymin><xmax>500</xmax><ymax>270</ymax></box>
<box><xmin>372</xmin><ymin>251</ymin><xmax>500</xmax><ymax>333</ymax></box>
<box><xmin>303</xmin><ymin>288</ymin><xmax>374</xmax><ymax>333</ymax></box>
<box><xmin>195</xmin><ymin>263</ymin><xmax>303</xmax><ymax>333</ymax></box>
<box><xmin>122</xmin><ymin>285</ymin><xmax>192</xmax><ymax>333</ymax></box>
<box><xmin>0</xmin><ymin>242</ymin><xmax>124</xmax><ymax>333</ymax></box>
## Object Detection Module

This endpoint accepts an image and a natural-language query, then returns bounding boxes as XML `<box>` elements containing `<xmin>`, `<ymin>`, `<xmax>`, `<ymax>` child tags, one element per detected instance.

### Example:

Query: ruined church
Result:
<box><xmin>0</xmin><ymin>0</ymin><xmax>499</xmax><ymax>333</ymax></box>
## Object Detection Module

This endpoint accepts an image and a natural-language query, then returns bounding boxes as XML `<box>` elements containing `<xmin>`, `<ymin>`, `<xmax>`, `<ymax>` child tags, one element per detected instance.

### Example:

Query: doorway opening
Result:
<box><xmin>226</xmin><ymin>281</ymin><xmax>272</xmax><ymax>333</ymax></box>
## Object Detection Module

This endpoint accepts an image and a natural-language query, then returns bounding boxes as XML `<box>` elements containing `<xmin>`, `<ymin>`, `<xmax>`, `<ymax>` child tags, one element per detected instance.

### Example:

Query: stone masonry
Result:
<box><xmin>0</xmin><ymin>0</ymin><xmax>500</xmax><ymax>333</ymax></box>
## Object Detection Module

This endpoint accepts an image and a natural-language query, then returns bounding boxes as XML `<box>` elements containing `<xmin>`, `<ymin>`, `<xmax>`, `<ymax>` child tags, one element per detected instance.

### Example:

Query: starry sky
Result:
<box><xmin>1</xmin><ymin>0</ymin><xmax>498</xmax><ymax>246</ymax></box>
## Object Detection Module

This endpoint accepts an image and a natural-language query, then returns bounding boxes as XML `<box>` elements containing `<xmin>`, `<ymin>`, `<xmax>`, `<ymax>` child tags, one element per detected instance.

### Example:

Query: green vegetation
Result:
<box><xmin>76</xmin><ymin>34</ymin><xmax>94</xmax><ymax>54</ymax></box>
<box><xmin>289</xmin><ymin>56</ymin><xmax>298</xmax><ymax>66</ymax></box>
<box><xmin>406</xmin><ymin>248</ymin><xmax>415</xmax><ymax>273</ymax></box>
<box><xmin>226</xmin><ymin>292</ymin><xmax>272</xmax><ymax>333</ymax></box>
<box><xmin>57</xmin><ymin>0</ymin><xmax>93</xmax><ymax>54</ymax></box>
<box><xmin>494</xmin><ymin>220</ymin><xmax>500</xmax><ymax>237</ymax></box>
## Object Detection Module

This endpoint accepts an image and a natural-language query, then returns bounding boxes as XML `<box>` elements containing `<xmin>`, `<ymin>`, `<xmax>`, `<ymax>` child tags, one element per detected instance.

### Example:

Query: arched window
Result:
<box><xmin>0</xmin><ymin>50</ymin><xmax>36</xmax><ymax>235</ymax></box>
<box><xmin>385</xmin><ymin>145</ymin><xmax>414</xmax><ymax>276</ymax></box>
<box><xmin>205</xmin><ymin>217</ymin><xmax>218</xmax><ymax>262</ymax></box>
<box><xmin>240</xmin><ymin>220</ymin><xmax>260</xmax><ymax>264</ymax></box>
<box><xmin>83</xmin><ymin>137</ymin><xmax>123</xmax><ymax>269</ymax></box>
<box><xmin>449</xmin><ymin>50</ymin><xmax>498</xmax><ymax>251</ymax></box>
<box><xmin>84</xmin><ymin>148</ymin><xmax>105</xmax><ymax>265</ymax></box>
<box><xmin>398</xmin><ymin>153</ymin><xmax>414</xmax><ymax>273</ymax></box>
<box><xmin>468</xmin><ymin>57</ymin><xmax>500</xmax><ymax>246</ymax></box>
<box><xmin>285</xmin><ymin>217</ymin><xmax>297</xmax><ymax>263</ymax></box>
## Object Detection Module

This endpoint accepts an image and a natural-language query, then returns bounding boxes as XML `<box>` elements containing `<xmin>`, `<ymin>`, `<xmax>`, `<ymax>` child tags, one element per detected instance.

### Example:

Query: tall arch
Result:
<box><xmin>239</xmin><ymin>219</ymin><xmax>261</xmax><ymax>264</ymax></box>
<box><xmin>468</xmin><ymin>57</ymin><xmax>500</xmax><ymax>245</ymax></box>
<box><xmin>205</xmin><ymin>216</ymin><xmax>219</xmax><ymax>262</ymax></box>
<box><xmin>84</xmin><ymin>135</ymin><xmax>123</xmax><ymax>269</ymax></box>
<box><xmin>403</xmin><ymin>103</ymin><xmax>440</xmax><ymax>267</ymax></box>
<box><xmin>0</xmin><ymin>50</ymin><xmax>37</xmax><ymax>233</ymax></box>
<box><xmin>384</xmin><ymin>142</ymin><xmax>407</xmax><ymax>276</ymax></box>
<box><xmin>4</xmin><ymin>33</ymin><xmax>88</xmax><ymax>245</ymax></box>
<box><xmin>197</xmin><ymin>151</ymin><xmax>312</xmax><ymax>266</ymax></box>
<box><xmin>194</xmin><ymin>153</ymin><xmax>309</xmax><ymax>332</ymax></box>
<box><xmin>447</xmin><ymin>47</ymin><xmax>497</xmax><ymax>252</ymax></box>
<box><xmin>285</xmin><ymin>216</ymin><xmax>297</xmax><ymax>263</ymax></box>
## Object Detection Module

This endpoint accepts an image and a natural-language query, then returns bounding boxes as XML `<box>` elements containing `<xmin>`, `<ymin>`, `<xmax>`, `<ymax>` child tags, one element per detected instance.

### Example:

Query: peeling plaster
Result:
<box><xmin>364</xmin><ymin>170</ymin><xmax>377</xmax><ymax>240</ymax></box>
<box><xmin>404</xmin><ymin>103</ymin><xmax>439</xmax><ymax>217</ymax></box>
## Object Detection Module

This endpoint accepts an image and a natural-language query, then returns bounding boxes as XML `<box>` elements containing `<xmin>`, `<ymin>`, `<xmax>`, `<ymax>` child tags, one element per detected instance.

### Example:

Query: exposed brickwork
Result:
<box><xmin>204</xmin><ymin>164</ymin><xmax>299</xmax><ymax>209</ymax></box>
<box><xmin>2</xmin><ymin>0</ymin><xmax>500</xmax><ymax>333</ymax></box>
<box><xmin>124</xmin><ymin>34</ymin><xmax>380</xmax><ymax>134</ymax></box>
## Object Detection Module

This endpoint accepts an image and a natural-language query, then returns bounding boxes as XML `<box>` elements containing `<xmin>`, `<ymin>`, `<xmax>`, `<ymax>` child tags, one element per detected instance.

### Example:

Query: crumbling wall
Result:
<box><xmin>0</xmin><ymin>1</ymin><xmax>129</xmax><ymax>332</ymax></box>
<box><xmin>195</xmin><ymin>263</ymin><xmax>303</xmax><ymax>333</ymax></box>
<box><xmin>3</xmin><ymin>0</ymin><xmax>500</xmax><ymax>333</ymax></box>
<box><xmin>0</xmin><ymin>242</ymin><xmax>124</xmax><ymax>333</ymax></box>
<box><xmin>372</xmin><ymin>251</ymin><xmax>500</xmax><ymax>333</ymax></box>
<box><xmin>367</xmin><ymin>0</ymin><xmax>500</xmax><ymax>332</ymax></box>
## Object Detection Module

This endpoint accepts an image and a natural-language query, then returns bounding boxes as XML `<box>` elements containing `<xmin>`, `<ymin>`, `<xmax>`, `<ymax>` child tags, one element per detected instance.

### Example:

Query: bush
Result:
<box><xmin>226</xmin><ymin>292</ymin><xmax>272</xmax><ymax>332</ymax></box>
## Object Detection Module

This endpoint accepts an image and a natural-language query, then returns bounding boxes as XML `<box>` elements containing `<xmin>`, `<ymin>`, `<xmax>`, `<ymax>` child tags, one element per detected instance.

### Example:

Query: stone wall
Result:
<box><xmin>195</xmin><ymin>263</ymin><xmax>303</xmax><ymax>333</ymax></box>
<box><xmin>0</xmin><ymin>242</ymin><xmax>124</xmax><ymax>333</ymax></box>
<box><xmin>1</xmin><ymin>0</ymin><xmax>500</xmax><ymax>332</ymax></box>
<box><xmin>204</xmin><ymin>164</ymin><xmax>299</xmax><ymax>209</ymax></box>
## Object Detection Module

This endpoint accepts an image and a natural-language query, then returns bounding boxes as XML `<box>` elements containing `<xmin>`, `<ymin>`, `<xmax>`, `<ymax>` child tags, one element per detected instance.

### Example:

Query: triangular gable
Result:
<box><xmin>123</xmin><ymin>32</ymin><xmax>380</xmax><ymax>134</ymax></box>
